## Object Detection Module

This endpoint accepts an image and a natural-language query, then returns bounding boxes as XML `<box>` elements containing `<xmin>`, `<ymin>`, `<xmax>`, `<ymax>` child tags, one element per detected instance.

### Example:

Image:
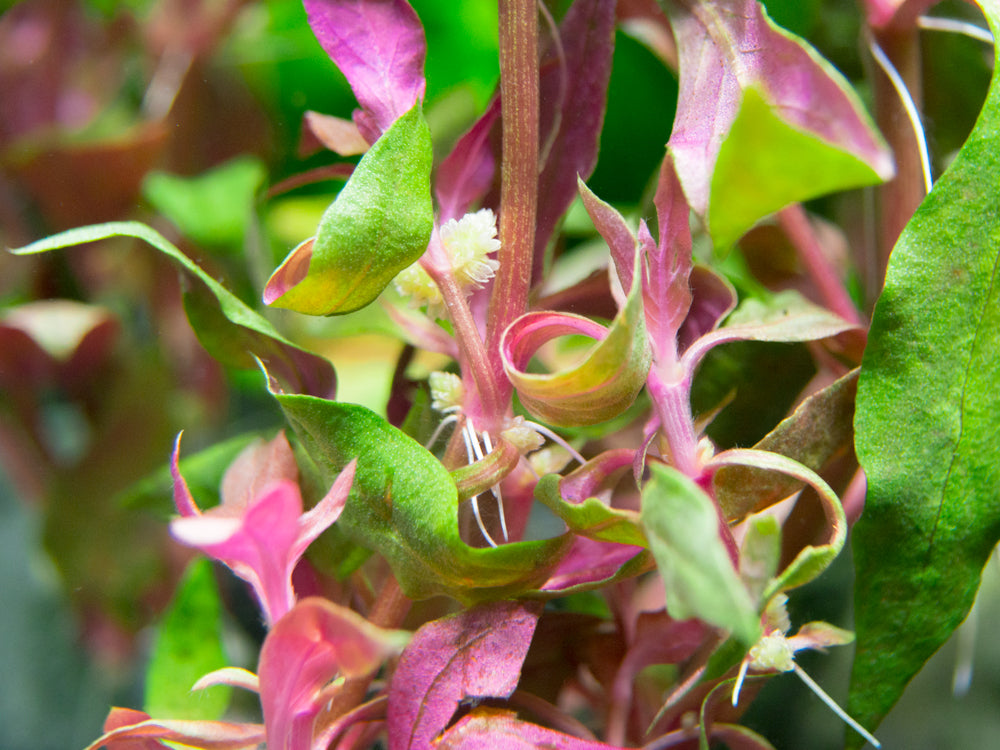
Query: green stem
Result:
<box><xmin>487</xmin><ymin>0</ymin><xmax>539</xmax><ymax>385</ymax></box>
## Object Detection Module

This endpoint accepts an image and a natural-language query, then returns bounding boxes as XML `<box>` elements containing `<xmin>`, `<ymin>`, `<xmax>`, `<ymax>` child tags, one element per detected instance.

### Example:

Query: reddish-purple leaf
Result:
<box><xmin>577</xmin><ymin>178</ymin><xmax>637</xmax><ymax>306</ymax></box>
<box><xmin>387</xmin><ymin>601</ymin><xmax>542</xmax><ymax>750</ymax></box>
<box><xmin>436</xmin><ymin>708</ymin><xmax>626</xmax><ymax>750</ymax></box>
<box><xmin>259</xmin><ymin>598</ymin><xmax>408</xmax><ymax>750</ymax></box>
<box><xmin>540</xmin><ymin>536</ymin><xmax>647</xmax><ymax>592</ymax></box>
<box><xmin>435</xmin><ymin>99</ymin><xmax>501</xmax><ymax>222</ymax></box>
<box><xmin>304</xmin><ymin>0</ymin><xmax>426</xmax><ymax>140</ymax></box>
<box><xmin>665</xmin><ymin>0</ymin><xmax>893</xmax><ymax>244</ymax></box>
<box><xmin>533</xmin><ymin>0</ymin><xmax>617</xmax><ymax>281</ymax></box>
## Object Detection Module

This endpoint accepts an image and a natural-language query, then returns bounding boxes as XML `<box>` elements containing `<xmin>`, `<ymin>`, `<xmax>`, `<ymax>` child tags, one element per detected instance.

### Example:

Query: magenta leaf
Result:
<box><xmin>435</xmin><ymin>99</ymin><xmax>500</xmax><ymax>222</ymax></box>
<box><xmin>533</xmin><ymin>0</ymin><xmax>617</xmax><ymax>280</ymax></box>
<box><xmin>303</xmin><ymin>0</ymin><xmax>426</xmax><ymax>141</ymax></box>
<box><xmin>437</xmin><ymin>708</ymin><xmax>627</xmax><ymax>750</ymax></box>
<box><xmin>643</xmin><ymin>155</ymin><xmax>695</xmax><ymax>367</ymax></box>
<box><xmin>387</xmin><ymin>600</ymin><xmax>542</xmax><ymax>750</ymax></box>
<box><xmin>259</xmin><ymin>598</ymin><xmax>409</xmax><ymax>750</ymax></box>
<box><xmin>170</xmin><ymin>435</ymin><xmax>356</xmax><ymax>626</ymax></box>
<box><xmin>665</xmin><ymin>0</ymin><xmax>893</xmax><ymax>249</ymax></box>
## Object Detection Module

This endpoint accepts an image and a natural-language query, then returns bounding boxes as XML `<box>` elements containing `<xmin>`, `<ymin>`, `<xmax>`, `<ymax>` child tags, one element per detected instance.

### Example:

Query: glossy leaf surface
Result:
<box><xmin>849</xmin><ymin>0</ymin><xmax>1000</xmax><ymax>737</ymax></box>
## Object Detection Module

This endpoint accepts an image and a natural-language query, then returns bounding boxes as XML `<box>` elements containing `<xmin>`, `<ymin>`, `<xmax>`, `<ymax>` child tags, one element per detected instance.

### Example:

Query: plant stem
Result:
<box><xmin>777</xmin><ymin>204</ymin><xmax>864</xmax><ymax>326</ymax></box>
<box><xmin>423</xmin><ymin>260</ymin><xmax>503</xmax><ymax>419</ymax></box>
<box><xmin>487</xmin><ymin>0</ymin><xmax>539</xmax><ymax>384</ymax></box>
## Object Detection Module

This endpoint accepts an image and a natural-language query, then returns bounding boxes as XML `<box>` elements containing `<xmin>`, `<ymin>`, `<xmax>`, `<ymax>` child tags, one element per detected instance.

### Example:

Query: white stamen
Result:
<box><xmin>792</xmin><ymin>663</ymin><xmax>881</xmax><ymax>748</ymax></box>
<box><xmin>523</xmin><ymin>420</ymin><xmax>586</xmax><ymax>466</ymax></box>
<box><xmin>732</xmin><ymin>657</ymin><xmax>751</xmax><ymax>707</ymax></box>
<box><xmin>462</xmin><ymin>419</ymin><xmax>498</xmax><ymax>548</ymax></box>
<box><xmin>481</xmin><ymin>431</ymin><xmax>509</xmax><ymax>542</ymax></box>
<box><xmin>425</xmin><ymin>413</ymin><xmax>459</xmax><ymax>450</ymax></box>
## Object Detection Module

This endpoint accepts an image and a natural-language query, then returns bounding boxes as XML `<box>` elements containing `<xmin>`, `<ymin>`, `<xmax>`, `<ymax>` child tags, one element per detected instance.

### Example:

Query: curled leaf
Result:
<box><xmin>501</xmin><ymin>266</ymin><xmax>652</xmax><ymax>427</ymax></box>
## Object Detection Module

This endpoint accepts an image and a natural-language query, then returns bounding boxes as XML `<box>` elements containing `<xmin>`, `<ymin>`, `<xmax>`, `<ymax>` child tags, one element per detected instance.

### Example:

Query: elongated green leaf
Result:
<box><xmin>641</xmin><ymin>463</ymin><xmax>760</xmax><ymax>646</ymax></box>
<box><xmin>272</xmin><ymin>391</ymin><xmax>571</xmax><ymax>605</ymax></box>
<box><xmin>264</xmin><ymin>103</ymin><xmax>433</xmax><ymax>315</ymax></box>
<box><xmin>849</xmin><ymin>0</ymin><xmax>1000</xmax><ymax>737</ymax></box>
<box><xmin>9</xmin><ymin>222</ymin><xmax>336</xmax><ymax>398</ymax></box>
<box><xmin>144</xmin><ymin>559</ymin><xmax>230</xmax><ymax>721</ymax></box>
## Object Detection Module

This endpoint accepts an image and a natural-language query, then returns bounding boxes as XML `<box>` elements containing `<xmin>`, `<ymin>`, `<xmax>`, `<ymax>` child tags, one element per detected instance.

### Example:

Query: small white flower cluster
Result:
<box><xmin>393</xmin><ymin>208</ymin><xmax>501</xmax><ymax>312</ymax></box>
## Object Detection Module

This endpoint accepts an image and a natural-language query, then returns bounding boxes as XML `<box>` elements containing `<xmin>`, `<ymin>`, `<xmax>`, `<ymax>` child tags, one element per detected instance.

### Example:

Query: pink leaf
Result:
<box><xmin>301</xmin><ymin>111</ymin><xmax>370</xmax><ymax>156</ymax></box>
<box><xmin>387</xmin><ymin>600</ymin><xmax>542</xmax><ymax>750</ymax></box>
<box><xmin>170</xmin><ymin>436</ymin><xmax>356</xmax><ymax>626</ymax></box>
<box><xmin>435</xmin><ymin>99</ymin><xmax>500</xmax><ymax>222</ymax></box>
<box><xmin>259</xmin><ymin>598</ymin><xmax>409</xmax><ymax>750</ymax></box>
<box><xmin>86</xmin><ymin>708</ymin><xmax>264</xmax><ymax>750</ymax></box>
<box><xmin>643</xmin><ymin>155</ymin><xmax>693</xmax><ymax>365</ymax></box>
<box><xmin>436</xmin><ymin>708</ymin><xmax>627</xmax><ymax>750</ymax></box>
<box><xmin>303</xmin><ymin>0</ymin><xmax>426</xmax><ymax>139</ymax></box>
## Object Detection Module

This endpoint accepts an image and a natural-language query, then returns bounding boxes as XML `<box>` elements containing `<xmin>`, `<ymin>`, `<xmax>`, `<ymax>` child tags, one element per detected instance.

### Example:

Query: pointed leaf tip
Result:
<box><xmin>265</xmin><ymin>104</ymin><xmax>433</xmax><ymax>316</ymax></box>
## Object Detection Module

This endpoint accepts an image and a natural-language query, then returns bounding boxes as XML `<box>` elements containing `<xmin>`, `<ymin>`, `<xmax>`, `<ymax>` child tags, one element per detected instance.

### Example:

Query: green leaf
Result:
<box><xmin>534</xmin><ymin>473</ymin><xmax>647</xmax><ymax>548</ymax></box>
<box><xmin>708</xmin><ymin>86</ymin><xmax>887</xmax><ymax>251</ymax></box>
<box><xmin>8</xmin><ymin>222</ymin><xmax>336</xmax><ymax>398</ymax></box>
<box><xmin>272</xmin><ymin>392</ymin><xmax>571</xmax><ymax>605</ymax></box>
<box><xmin>144</xmin><ymin>559</ymin><xmax>230</xmax><ymax>721</ymax></box>
<box><xmin>264</xmin><ymin>103</ymin><xmax>433</xmax><ymax>315</ymax></box>
<box><xmin>142</xmin><ymin>156</ymin><xmax>266</xmax><ymax>249</ymax></box>
<box><xmin>641</xmin><ymin>463</ymin><xmax>760</xmax><ymax>646</ymax></box>
<box><xmin>849</xmin><ymin>0</ymin><xmax>1000</xmax><ymax>738</ymax></box>
<box><xmin>713</xmin><ymin>370</ymin><xmax>858</xmax><ymax>520</ymax></box>
<box><xmin>739</xmin><ymin>514</ymin><xmax>781</xmax><ymax>605</ymax></box>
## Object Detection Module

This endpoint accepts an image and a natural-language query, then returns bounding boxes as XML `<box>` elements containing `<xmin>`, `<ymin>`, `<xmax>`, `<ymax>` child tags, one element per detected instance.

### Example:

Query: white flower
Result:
<box><xmin>394</xmin><ymin>262</ymin><xmax>442</xmax><ymax>309</ymax></box>
<box><xmin>429</xmin><ymin>371</ymin><xmax>465</xmax><ymax>412</ymax></box>
<box><xmin>440</xmin><ymin>208</ymin><xmax>501</xmax><ymax>289</ymax></box>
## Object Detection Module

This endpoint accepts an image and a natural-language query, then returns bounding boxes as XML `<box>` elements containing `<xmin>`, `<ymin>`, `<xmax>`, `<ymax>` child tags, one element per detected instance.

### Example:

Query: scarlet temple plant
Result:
<box><xmin>5</xmin><ymin>0</ymin><xmax>1000</xmax><ymax>748</ymax></box>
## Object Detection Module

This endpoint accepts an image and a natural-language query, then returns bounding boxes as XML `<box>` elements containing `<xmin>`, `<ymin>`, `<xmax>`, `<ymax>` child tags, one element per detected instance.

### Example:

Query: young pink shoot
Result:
<box><xmin>258</xmin><ymin>597</ymin><xmax>409</xmax><ymax>750</ymax></box>
<box><xmin>170</xmin><ymin>434</ymin><xmax>357</xmax><ymax>627</ymax></box>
